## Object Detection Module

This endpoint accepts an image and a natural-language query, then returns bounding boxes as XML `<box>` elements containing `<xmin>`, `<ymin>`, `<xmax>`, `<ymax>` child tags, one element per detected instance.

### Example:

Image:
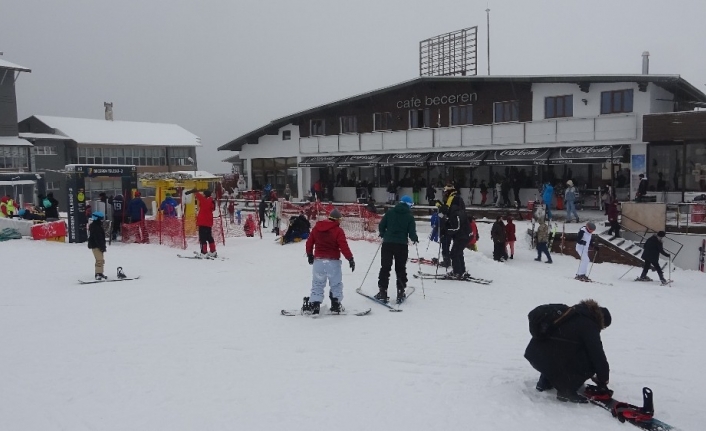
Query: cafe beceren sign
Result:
<box><xmin>396</xmin><ymin>93</ymin><xmax>478</xmax><ymax>109</ymax></box>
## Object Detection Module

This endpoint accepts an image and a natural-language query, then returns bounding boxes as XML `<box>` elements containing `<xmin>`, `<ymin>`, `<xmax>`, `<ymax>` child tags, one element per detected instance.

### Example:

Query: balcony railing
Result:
<box><xmin>299</xmin><ymin>113</ymin><xmax>637</xmax><ymax>154</ymax></box>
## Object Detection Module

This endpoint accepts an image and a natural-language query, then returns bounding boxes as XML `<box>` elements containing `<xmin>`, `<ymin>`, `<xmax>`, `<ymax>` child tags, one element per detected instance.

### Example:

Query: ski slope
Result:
<box><xmin>1</xmin><ymin>219</ymin><xmax>704</xmax><ymax>430</ymax></box>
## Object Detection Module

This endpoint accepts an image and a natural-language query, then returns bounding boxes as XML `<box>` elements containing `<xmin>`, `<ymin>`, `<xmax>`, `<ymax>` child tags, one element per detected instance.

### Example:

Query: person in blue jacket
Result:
<box><xmin>542</xmin><ymin>182</ymin><xmax>555</xmax><ymax>221</ymax></box>
<box><xmin>127</xmin><ymin>191</ymin><xmax>149</xmax><ymax>243</ymax></box>
<box><xmin>159</xmin><ymin>193</ymin><xmax>178</xmax><ymax>218</ymax></box>
<box><xmin>429</xmin><ymin>208</ymin><xmax>440</xmax><ymax>243</ymax></box>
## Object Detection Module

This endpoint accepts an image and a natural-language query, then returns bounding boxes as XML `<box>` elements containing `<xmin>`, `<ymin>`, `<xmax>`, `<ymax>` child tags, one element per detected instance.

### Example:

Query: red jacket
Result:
<box><xmin>607</xmin><ymin>204</ymin><xmax>619</xmax><ymax>223</ymax></box>
<box><xmin>505</xmin><ymin>221</ymin><xmax>516</xmax><ymax>242</ymax></box>
<box><xmin>468</xmin><ymin>220</ymin><xmax>479</xmax><ymax>245</ymax></box>
<box><xmin>306</xmin><ymin>220</ymin><xmax>353</xmax><ymax>260</ymax></box>
<box><xmin>195</xmin><ymin>192</ymin><xmax>215</xmax><ymax>227</ymax></box>
<box><xmin>244</xmin><ymin>216</ymin><xmax>255</xmax><ymax>235</ymax></box>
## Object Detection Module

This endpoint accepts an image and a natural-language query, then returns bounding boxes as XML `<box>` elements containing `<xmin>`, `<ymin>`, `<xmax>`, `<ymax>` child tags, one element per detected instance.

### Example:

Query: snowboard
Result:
<box><xmin>583</xmin><ymin>386</ymin><xmax>678</xmax><ymax>431</ymax></box>
<box><xmin>78</xmin><ymin>276</ymin><xmax>140</xmax><ymax>285</ymax></box>
<box><xmin>281</xmin><ymin>308</ymin><xmax>371</xmax><ymax>317</ymax></box>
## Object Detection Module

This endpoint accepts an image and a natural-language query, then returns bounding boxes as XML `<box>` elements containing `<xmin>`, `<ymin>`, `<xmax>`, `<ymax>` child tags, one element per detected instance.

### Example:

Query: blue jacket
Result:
<box><xmin>128</xmin><ymin>197</ymin><xmax>148</xmax><ymax>222</ymax></box>
<box><xmin>159</xmin><ymin>197</ymin><xmax>178</xmax><ymax>217</ymax></box>
<box><xmin>542</xmin><ymin>184</ymin><xmax>554</xmax><ymax>204</ymax></box>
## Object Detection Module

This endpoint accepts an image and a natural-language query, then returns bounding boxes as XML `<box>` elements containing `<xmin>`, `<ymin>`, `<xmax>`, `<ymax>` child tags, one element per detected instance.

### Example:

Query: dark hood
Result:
<box><xmin>393</xmin><ymin>202</ymin><xmax>411</xmax><ymax>215</ymax></box>
<box><xmin>575</xmin><ymin>299</ymin><xmax>611</xmax><ymax>329</ymax></box>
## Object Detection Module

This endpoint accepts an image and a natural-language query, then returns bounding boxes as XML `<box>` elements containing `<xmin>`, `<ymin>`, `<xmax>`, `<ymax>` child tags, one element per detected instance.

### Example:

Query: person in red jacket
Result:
<box><xmin>303</xmin><ymin>208</ymin><xmax>355</xmax><ymax>315</ymax></box>
<box><xmin>243</xmin><ymin>214</ymin><xmax>256</xmax><ymax>237</ymax></box>
<box><xmin>466</xmin><ymin>215</ymin><xmax>479</xmax><ymax>251</ymax></box>
<box><xmin>505</xmin><ymin>216</ymin><xmax>517</xmax><ymax>259</ymax></box>
<box><xmin>186</xmin><ymin>189</ymin><xmax>217</xmax><ymax>257</ymax></box>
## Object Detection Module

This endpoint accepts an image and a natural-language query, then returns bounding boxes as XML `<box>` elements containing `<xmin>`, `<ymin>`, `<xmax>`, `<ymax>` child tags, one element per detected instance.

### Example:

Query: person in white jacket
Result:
<box><xmin>574</xmin><ymin>222</ymin><xmax>596</xmax><ymax>281</ymax></box>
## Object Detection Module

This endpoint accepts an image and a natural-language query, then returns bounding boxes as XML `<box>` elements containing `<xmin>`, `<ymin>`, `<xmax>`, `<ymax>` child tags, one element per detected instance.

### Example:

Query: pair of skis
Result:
<box><xmin>355</xmin><ymin>286</ymin><xmax>416</xmax><ymax>312</ymax></box>
<box><xmin>177</xmin><ymin>251</ymin><xmax>228</xmax><ymax>261</ymax></box>
<box><xmin>414</xmin><ymin>271</ymin><xmax>492</xmax><ymax>285</ymax></box>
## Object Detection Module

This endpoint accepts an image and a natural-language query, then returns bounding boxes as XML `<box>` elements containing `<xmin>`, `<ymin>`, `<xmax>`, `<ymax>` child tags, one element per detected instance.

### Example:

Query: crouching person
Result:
<box><xmin>524</xmin><ymin>299</ymin><xmax>612</xmax><ymax>403</ymax></box>
<box><xmin>304</xmin><ymin>209</ymin><xmax>355</xmax><ymax>315</ymax></box>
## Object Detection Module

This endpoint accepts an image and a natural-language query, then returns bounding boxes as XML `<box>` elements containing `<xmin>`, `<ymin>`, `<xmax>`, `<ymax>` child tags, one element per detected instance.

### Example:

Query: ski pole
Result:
<box><xmin>668</xmin><ymin>254</ymin><xmax>672</xmax><ymax>286</ymax></box>
<box><xmin>415</xmin><ymin>242</ymin><xmax>426</xmax><ymax>299</ymax></box>
<box><xmin>618</xmin><ymin>266</ymin><xmax>633</xmax><ymax>280</ymax></box>
<box><xmin>358</xmin><ymin>241</ymin><xmax>382</xmax><ymax>291</ymax></box>
<box><xmin>587</xmin><ymin>244</ymin><xmax>599</xmax><ymax>278</ymax></box>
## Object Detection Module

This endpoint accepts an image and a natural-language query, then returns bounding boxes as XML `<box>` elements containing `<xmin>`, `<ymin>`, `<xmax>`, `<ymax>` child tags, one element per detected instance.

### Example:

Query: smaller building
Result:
<box><xmin>19</xmin><ymin>115</ymin><xmax>201</xmax><ymax>211</ymax></box>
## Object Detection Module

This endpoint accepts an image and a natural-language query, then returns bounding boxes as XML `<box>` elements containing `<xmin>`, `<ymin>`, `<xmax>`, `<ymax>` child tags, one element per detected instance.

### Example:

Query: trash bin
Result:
<box><xmin>692</xmin><ymin>204</ymin><xmax>705</xmax><ymax>223</ymax></box>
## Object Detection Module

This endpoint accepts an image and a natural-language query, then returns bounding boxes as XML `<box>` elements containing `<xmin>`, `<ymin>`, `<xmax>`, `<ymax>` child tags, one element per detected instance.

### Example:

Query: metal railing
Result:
<box><xmin>618</xmin><ymin>211</ymin><xmax>684</xmax><ymax>262</ymax></box>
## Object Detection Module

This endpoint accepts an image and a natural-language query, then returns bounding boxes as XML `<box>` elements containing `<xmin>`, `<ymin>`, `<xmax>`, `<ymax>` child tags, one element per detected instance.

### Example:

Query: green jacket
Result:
<box><xmin>379</xmin><ymin>202</ymin><xmax>419</xmax><ymax>244</ymax></box>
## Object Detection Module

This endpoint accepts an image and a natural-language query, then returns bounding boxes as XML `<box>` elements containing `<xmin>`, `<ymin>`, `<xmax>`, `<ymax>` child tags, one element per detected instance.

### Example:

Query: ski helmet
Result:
<box><xmin>586</xmin><ymin>222</ymin><xmax>596</xmax><ymax>232</ymax></box>
<box><xmin>91</xmin><ymin>211</ymin><xmax>105</xmax><ymax>221</ymax></box>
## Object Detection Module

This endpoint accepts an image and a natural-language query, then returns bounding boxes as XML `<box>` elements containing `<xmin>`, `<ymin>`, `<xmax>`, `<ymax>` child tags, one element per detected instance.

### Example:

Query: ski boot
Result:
<box><xmin>301</xmin><ymin>297</ymin><xmax>312</xmax><ymax>314</ymax></box>
<box><xmin>396</xmin><ymin>287</ymin><xmax>406</xmax><ymax>304</ymax></box>
<box><xmin>660</xmin><ymin>279</ymin><xmax>669</xmax><ymax>286</ymax></box>
<box><xmin>207</xmin><ymin>251</ymin><xmax>218</xmax><ymax>259</ymax></box>
<box><xmin>374</xmin><ymin>288</ymin><xmax>389</xmax><ymax>304</ymax></box>
<box><xmin>635</xmin><ymin>276</ymin><xmax>652</xmax><ymax>282</ymax></box>
<box><xmin>117</xmin><ymin>267</ymin><xmax>127</xmax><ymax>279</ymax></box>
<box><xmin>535</xmin><ymin>374</ymin><xmax>553</xmax><ymax>392</ymax></box>
<box><xmin>330</xmin><ymin>297</ymin><xmax>343</xmax><ymax>313</ymax></box>
<box><xmin>95</xmin><ymin>273</ymin><xmax>108</xmax><ymax>281</ymax></box>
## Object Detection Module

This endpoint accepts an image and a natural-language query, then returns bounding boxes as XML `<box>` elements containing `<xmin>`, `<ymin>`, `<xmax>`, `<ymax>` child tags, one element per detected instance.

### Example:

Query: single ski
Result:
<box><xmin>395</xmin><ymin>286</ymin><xmax>416</xmax><ymax>305</ymax></box>
<box><xmin>582</xmin><ymin>385</ymin><xmax>678</xmax><ymax>431</ymax></box>
<box><xmin>410</xmin><ymin>257</ymin><xmax>437</xmax><ymax>266</ymax></box>
<box><xmin>699</xmin><ymin>239</ymin><xmax>705</xmax><ymax>272</ymax></box>
<box><xmin>281</xmin><ymin>308</ymin><xmax>371</xmax><ymax>317</ymax></box>
<box><xmin>177</xmin><ymin>252</ymin><xmax>227</xmax><ymax>261</ymax></box>
<box><xmin>355</xmin><ymin>288</ymin><xmax>404</xmax><ymax>312</ymax></box>
<box><xmin>78</xmin><ymin>276</ymin><xmax>141</xmax><ymax>284</ymax></box>
<box><xmin>414</xmin><ymin>272</ymin><xmax>492</xmax><ymax>285</ymax></box>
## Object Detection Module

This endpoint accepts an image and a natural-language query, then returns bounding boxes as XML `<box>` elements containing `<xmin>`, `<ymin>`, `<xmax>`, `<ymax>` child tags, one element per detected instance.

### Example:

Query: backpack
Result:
<box><xmin>528</xmin><ymin>304</ymin><xmax>574</xmax><ymax>340</ymax></box>
<box><xmin>43</xmin><ymin>198</ymin><xmax>51</xmax><ymax>208</ymax></box>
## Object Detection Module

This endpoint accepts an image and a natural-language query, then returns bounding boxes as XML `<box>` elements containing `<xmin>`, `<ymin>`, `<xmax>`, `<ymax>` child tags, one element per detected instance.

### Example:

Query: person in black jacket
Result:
<box><xmin>258</xmin><ymin>198</ymin><xmax>267</xmax><ymax>228</ymax></box>
<box><xmin>87</xmin><ymin>211</ymin><xmax>108</xmax><ymax>280</ymax></box>
<box><xmin>635</xmin><ymin>173</ymin><xmax>648</xmax><ymax>202</ymax></box>
<box><xmin>44</xmin><ymin>192</ymin><xmax>59</xmax><ymax>220</ymax></box>
<box><xmin>637</xmin><ymin>231</ymin><xmax>670</xmax><ymax>283</ymax></box>
<box><xmin>490</xmin><ymin>216</ymin><xmax>507</xmax><ymax>261</ymax></box>
<box><xmin>524</xmin><ymin>299</ymin><xmax>612</xmax><ymax>403</ymax></box>
<box><xmin>436</xmin><ymin>185</ymin><xmax>471</xmax><ymax>279</ymax></box>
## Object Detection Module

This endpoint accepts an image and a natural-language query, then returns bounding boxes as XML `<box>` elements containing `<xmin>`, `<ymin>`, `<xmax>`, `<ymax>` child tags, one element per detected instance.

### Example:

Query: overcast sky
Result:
<box><xmin>2</xmin><ymin>0</ymin><xmax>705</xmax><ymax>173</ymax></box>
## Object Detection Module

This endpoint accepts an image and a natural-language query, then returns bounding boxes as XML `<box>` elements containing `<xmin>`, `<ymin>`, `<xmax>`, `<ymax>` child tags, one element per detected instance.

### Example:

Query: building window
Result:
<box><xmin>0</xmin><ymin>147</ymin><xmax>29</xmax><ymax>169</ymax></box>
<box><xmin>545</xmin><ymin>95</ymin><xmax>573</xmax><ymax>119</ymax></box>
<box><xmin>46</xmin><ymin>181</ymin><xmax>60</xmax><ymax>191</ymax></box>
<box><xmin>494</xmin><ymin>100</ymin><xmax>519</xmax><ymax>123</ymax></box>
<box><xmin>340</xmin><ymin>116</ymin><xmax>357</xmax><ymax>134</ymax></box>
<box><xmin>32</xmin><ymin>146</ymin><xmax>58</xmax><ymax>155</ymax></box>
<box><xmin>449</xmin><ymin>104</ymin><xmax>473</xmax><ymax>126</ymax></box>
<box><xmin>601</xmin><ymin>89</ymin><xmax>633</xmax><ymax>114</ymax></box>
<box><xmin>409</xmin><ymin>108</ymin><xmax>431</xmax><ymax>129</ymax></box>
<box><xmin>169</xmin><ymin>147</ymin><xmax>191</xmax><ymax>166</ymax></box>
<box><xmin>282</xmin><ymin>130</ymin><xmax>291</xmax><ymax>140</ymax></box>
<box><xmin>310</xmin><ymin>119</ymin><xmax>325</xmax><ymax>136</ymax></box>
<box><xmin>373</xmin><ymin>112</ymin><xmax>392</xmax><ymax>131</ymax></box>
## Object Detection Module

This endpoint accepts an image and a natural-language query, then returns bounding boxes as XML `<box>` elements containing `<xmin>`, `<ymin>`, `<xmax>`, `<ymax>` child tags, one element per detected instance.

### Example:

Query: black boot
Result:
<box><xmin>301</xmin><ymin>297</ymin><xmax>312</xmax><ymax>314</ymax></box>
<box><xmin>311</xmin><ymin>301</ymin><xmax>321</xmax><ymax>315</ymax></box>
<box><xmin>396</xmin><ymin>286</ymin><xmax>406</xmax><ymax>304</ymax></box>
<box><xmin>330</xmin><ymin>297</ymin><xmax>342</xmax><ymax>313</ymax></box>
<box><xmin>535</xmin><ymin>375</ymin><xmax>553</xmax><ymax>392</ymax></box>
<box><xmin>374</xmin><ymin>289</ymin><xmax>389</xmax><ymax>303</ymax></box>
<box><xmin>117</xmin><ymin>267</ymin><xmax>127</xmax><ymax>279</ymax></box>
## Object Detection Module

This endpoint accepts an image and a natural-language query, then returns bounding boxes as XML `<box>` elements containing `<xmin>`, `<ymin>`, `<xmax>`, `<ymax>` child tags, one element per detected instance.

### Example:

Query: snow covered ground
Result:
<box><xmin>1</xmin><ymin>219</ymin><xmax>704</xmax><ymax>430</ymax></box>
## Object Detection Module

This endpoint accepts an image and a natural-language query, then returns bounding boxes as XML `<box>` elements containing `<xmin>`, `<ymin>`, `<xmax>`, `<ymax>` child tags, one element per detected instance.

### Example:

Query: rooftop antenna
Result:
<box><xmin>486</xmin><ymin>5</ymin><xmax>490</xmax><ymax>75</ymax></box>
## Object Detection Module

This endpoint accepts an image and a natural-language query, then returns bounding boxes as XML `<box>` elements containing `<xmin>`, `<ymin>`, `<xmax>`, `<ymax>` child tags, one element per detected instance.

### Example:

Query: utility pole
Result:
<box><xmin>486</xmin><ymin>7</ymin><xmax>491</xmax><ymax>75</ymax></box>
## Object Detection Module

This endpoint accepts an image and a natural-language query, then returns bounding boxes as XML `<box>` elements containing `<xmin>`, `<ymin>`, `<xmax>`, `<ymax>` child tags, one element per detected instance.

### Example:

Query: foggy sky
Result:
<box><xmin>2</xmin><ymin>0</ymin><xmax>705</xmax><ymax>173</ymax></box>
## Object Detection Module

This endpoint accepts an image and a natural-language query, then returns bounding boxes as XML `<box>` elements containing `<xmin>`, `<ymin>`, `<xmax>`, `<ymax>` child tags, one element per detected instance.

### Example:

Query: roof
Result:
<box><xmin>29</xmin><ymin>115</ymin><xmax>201</xmax><ymax>147</ymax></box>
<box><xmin>218</xmin><ymin>74</ymin><xmax>706</xmax><ymax>152</ymax></box>
<box><xmin>0</xmin><ymin>136</ymin><xmax>32</xmax><ymax>147</ymax></box>
<box><xmin>0</xmin><ymin>58</ymin><xmax>31</xmax><ymax>73</ymax></box>
<box><xmin>19</xmin><ymin>132</ymin><xmax>69</xmax><ymax>141</ymax></box>
<box><xmin>221</xmin><ymin>153</ymin><xmax>240</xmax><ymax>163</ymax></box>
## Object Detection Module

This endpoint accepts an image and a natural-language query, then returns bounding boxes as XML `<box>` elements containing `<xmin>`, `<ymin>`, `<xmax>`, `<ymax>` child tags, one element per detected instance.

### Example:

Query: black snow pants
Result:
<box><xmin>378</xmin><ymin>242</ymin><xmax>409</xmax><ymax>292</ymax></box>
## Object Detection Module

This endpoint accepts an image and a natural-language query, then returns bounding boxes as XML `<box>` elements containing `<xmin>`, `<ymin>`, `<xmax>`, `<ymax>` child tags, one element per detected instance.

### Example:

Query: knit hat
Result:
<box><xmin>443</xmin><ymin>184</ymin><xmax>455</xmax><ymax>192</ymax></box>
<box><xmin>328</xmin><ymin>209</ymin><xmax>342</xmax><ymax>221</ymax></box>
<box><xmin>657</xmin><ymin>231</ymin><xmax>666</xmax><ymax>237</ymax></box>
<box><xmin>601</xmin><ymin>307</ymin><xmax>612</xmax><ymax>328</ymax></box>
<box><xmin>586</xmin><ymin>222</ymin><xmax>596</xmax><ymax>232</ymax></box>
<box><xmin>566</xmin><ymin>180</ymin><xmax>573</xmax><ymax>187</ymax></box>
<box><xmin>134</xmin><ymin>191</ymin><xmax>141</xmax><ymax>197</ymax></box>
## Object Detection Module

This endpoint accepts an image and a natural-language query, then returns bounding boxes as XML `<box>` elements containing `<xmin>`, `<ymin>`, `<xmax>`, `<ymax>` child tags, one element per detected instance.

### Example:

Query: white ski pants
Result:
<box><xmin>575</xmin><ymin>244</ymin><xmax>590</xmax><ymax>276</ymax></box>
<box><xmin>310</xmin><ymin>259</ymin><xmax>343</xmax><ymax>303</ymax></box>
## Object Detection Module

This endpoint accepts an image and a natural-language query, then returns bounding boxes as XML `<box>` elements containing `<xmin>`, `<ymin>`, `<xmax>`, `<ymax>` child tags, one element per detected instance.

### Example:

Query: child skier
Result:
<box><xmin>466</xmin><ymin>215</ymin><xmax>479</xmax><ymax>252</ymax></box>
<box><xmin>534</xmin><ymin>219</ymin><xmax>552</xmax><ymax>263</ymax></box>
<box><xmin>304</xmin><ymin>209</ymin><xmax>355</xmax><ymax>315</ymax></box>
<box><xmin>243</xmin><ymin>214</ymin><xmax>255</xmax><ymax>237</ymax></box>
<box><xmin>607</xmin><ymin>201</ymin><xmax>620</xmax><ymax>239</ymax></box>
<box><xmin>87</xmin><ymin>211</ymin><xmax>108</xmax><ymax>280</ymax></box>
<box><xmin>505</xmin><ymin>216</ymin><xmax>516</xmax><ymax>259</ymax></box>
<box><xmin>227</xmin><ymin>200</ymin><xmax>235</xmax><ymax>224</ymax></box>
<box><xmin>185</xmin><ymin>189</ymin><xmax>217</xmax><ymax>257</ymax></box>
<box><xmin>575</xmin><ymin>222</ymin><xmax>596</xmax><ymax>281</ymax></box>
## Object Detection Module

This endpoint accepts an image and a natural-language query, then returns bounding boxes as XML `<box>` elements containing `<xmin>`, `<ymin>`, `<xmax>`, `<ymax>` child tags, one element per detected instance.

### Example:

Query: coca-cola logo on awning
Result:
<box><xmin>308</xmin><ymin>156</ymin><xmax>337</xmax><ymax>162</ymax></box>
<box><xmin>499</xmin><ymin>149</ymin><xmax>539</xmax><ymax>157</ymax></box>
<box><xmin>392</xmin><ymin>154</ymin><xmax>423</xmax><ymax>159</ymax></box>
<box><xmin>349</xmin><ymin>155</ymin><xmax>378</xmax><ymax>160</ymax></box>
<box><xmin>564</xmin><ymin>146</ymin><xmax>612</xmax><ymax>154</ymax></box>
<box><xmin>442</xmin><ymin>152</ymin><xmax>477</xmax><ymax>158</ymax></box>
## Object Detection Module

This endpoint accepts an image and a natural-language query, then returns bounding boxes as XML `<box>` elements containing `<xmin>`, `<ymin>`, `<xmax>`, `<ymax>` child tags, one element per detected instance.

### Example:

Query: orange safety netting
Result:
<box><xmin>280</xmin><ymin>201</ymin><xmax>382</xmax><ymax>243</ymax></box>
<box><xmin>121</xmin><ymin>216</ymin><xmax>250</xmax><ymax>249</ymax></box>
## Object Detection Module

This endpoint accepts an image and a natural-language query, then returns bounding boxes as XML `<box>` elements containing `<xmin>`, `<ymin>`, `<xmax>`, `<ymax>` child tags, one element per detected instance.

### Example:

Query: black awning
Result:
<box><xmin>378</xmin><ymin>153</ymin><xmax>431</xmax><ymax>167</ymax></box>
<box><xmin>298</xmin><ymin>155</ymin><xmax>340</xmax><ymax>167</ymax></box>
<box><xmin>427</xmin><ymin>151</ymin><xmax>487</xmax><ymax>166</ymax></box>
<box><xmin>337</xmin><ymin>154</ymin><xmax>384</xmax><ymax>167</ymax></box>
<box><xmin>548</xmin><ymin>145</ymin><xmax>627</xmax><ymax>164</ymax></box>
<box><xmin>484</xmin><ymin>148</ymin><xmax>551</xmax><ymax>166</ymax></box>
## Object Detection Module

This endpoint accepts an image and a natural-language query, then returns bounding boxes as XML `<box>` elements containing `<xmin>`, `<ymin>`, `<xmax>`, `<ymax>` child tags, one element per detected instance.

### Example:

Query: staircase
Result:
<box><xmin>594</xmin><ymin>230</ymin><xmax>672</xmax><ymax>271</ymax></box>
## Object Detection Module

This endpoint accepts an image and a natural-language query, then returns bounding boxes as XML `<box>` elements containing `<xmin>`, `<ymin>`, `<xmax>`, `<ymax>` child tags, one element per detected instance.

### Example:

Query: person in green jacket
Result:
<box><xmin>376</xmin><ymin>195</ymin><xmax>419</xmax><ymax>304</ymax></box>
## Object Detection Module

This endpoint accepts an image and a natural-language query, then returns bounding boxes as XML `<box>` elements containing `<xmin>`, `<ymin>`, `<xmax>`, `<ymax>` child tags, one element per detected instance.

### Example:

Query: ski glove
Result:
<box><xmin>348</xmin><ymin>258</ymin><xmax>355</xmax><ymax>272</ymax></box>
<box><xmin>307</xmin><ymin>254</ymin><xmax>314</xmax><ymax>265</ymax></box>
<box><xmin>184</xmin><ymin>189</ymin><xmax>196</xmax><ymax>195</ymax></box>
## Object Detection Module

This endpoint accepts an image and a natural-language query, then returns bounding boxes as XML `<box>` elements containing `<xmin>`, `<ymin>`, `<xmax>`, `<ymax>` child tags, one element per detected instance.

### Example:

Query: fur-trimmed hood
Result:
<box><xmin>576</xmin><ymin>299</ymin><xmax>612</xmax><ymax>329</ymax></box>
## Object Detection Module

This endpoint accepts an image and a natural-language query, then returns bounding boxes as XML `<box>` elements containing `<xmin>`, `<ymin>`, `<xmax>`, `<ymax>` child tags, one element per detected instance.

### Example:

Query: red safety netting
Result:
<box><xmin>121</xmin><ymin>216</ymin><xmax>233</xmax><ymax>249</ymax></box>
<box><xmin>280</xmin><ymin>200</ymin><xmax>382</xmax><ymax>242</ymax></box>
